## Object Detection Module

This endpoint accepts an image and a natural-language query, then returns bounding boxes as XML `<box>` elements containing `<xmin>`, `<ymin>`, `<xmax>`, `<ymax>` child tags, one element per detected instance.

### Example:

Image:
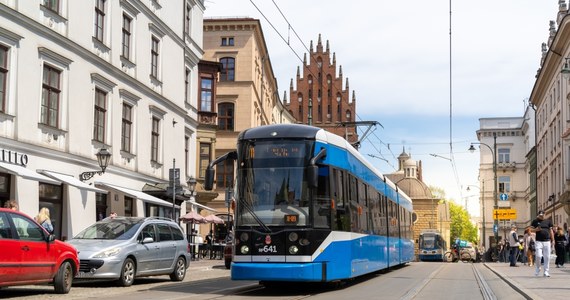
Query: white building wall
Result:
<box><xmin>0</xmin><ymin>0</ymin><xmax>203</xmax><ymax>238</ymax></box>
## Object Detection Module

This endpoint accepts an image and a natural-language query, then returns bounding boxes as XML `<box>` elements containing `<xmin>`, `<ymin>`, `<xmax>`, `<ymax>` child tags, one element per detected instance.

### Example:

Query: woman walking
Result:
<box><xmin>555</xmin><ymin>227</ymin><xmax>567</xmax><ymax>268</ymax></box>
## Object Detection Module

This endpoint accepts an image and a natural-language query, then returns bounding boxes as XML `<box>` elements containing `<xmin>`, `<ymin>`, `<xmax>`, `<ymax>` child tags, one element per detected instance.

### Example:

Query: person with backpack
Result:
<box><xmin>530</xmin><ymin>210</ymin><xmax>554</xmax><ymax>277</ymax></box>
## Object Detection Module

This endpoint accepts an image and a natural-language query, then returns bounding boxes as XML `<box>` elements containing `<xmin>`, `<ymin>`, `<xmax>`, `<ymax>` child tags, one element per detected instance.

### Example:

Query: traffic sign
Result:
<box><xmin>500</xmin><ymin>193</ymin><xmax>508</xmax><ymax>201</ymax></box>
<box><xmin>493</xmin><ymin>208</ymin><xmax>517</xmax><ymax>220</ymax></box>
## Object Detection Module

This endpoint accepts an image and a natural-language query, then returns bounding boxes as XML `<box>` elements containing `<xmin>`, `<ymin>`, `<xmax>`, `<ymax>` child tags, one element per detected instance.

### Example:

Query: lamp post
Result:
<box><xmin>79</xmin><ymin>148</ymin><xmax>112</xmax><ymax>181</ymax></box>
<box><xmin>467</xmin><ymin>184</ymin><xmax>485</xmax><ymax>249</ymax></box>
<box><xmin>469</xmin><ymin>132</ymin><xmax>497</xmax><ymax>257</ymax></box>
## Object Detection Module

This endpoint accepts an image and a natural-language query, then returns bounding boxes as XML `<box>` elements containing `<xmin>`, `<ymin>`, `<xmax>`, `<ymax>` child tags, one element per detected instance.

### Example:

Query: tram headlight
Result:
<box><xmin>240</xmin><ymin>232</ymin><xmax>249</xmax><ymax>242</ymax></box>
<box><xmin>289</xmin><ymin>245</ymin><xmax>299</xmax><ymax>254</ymax></box>
<box><xmin>288</xmin><ymin>232</ymin><xmax>298</xmax><ymax>242</ymax></box>
<box><xmin>240</xmin><ymin>245</ymin><xmax>250</xmax><ymax>254</ymax></box>
<box><xmin>299</xmin><ymin>238</ymin><xmax>310</xmax><ymax>246</ymax></box>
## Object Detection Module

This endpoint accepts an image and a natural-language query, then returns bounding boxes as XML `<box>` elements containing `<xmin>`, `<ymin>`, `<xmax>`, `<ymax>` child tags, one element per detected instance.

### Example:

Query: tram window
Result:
<box><xmin>314</xmin><ymin>166</ymin><xmax>331</xmax><ymax>229</ymax></box>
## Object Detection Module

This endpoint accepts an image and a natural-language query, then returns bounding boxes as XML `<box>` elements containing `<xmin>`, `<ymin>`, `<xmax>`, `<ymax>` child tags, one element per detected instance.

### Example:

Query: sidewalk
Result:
<box><xmin>186</xmin><ymin>257</ymin><xmax>230</xmax><ymax>281</ymax></box>
<box><xmin>485</xmin><ymin>260</ymin><xmax>570</xmax><ymax>300</ymax></box>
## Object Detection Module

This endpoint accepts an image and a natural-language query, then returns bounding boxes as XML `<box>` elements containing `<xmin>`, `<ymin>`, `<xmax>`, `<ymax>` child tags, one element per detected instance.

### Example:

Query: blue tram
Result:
<box><xmin>418</xmin><ymin>230</ymin><xmax>446</xmax><ymax>261</ymax></box>
<box><xmin>204</xmin><ymin>124</ymin><xmax>414</xmax><ymax>282</ymax></box>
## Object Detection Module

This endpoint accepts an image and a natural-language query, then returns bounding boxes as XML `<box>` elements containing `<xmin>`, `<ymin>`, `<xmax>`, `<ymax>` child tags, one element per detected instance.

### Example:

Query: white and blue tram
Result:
<box><xmin>418</xmin><ymin>230</ymin><xmax>446</xmax><ymax>262</ymax></box>
<box><xmin>204</xmin><ymin>124</ymin><xmax>414</xmax><ymax>282</ymax></box>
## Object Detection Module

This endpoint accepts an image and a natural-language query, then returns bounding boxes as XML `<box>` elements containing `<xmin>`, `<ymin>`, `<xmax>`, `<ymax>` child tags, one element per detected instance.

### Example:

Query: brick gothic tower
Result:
<box><xmin>284</xmin><ymin>34</ymin><xmax>358</xmax><ymax>145</ymax></box>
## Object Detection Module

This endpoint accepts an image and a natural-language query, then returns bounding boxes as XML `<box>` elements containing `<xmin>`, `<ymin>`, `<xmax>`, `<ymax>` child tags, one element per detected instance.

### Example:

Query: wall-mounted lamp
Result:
<box><xmin>186</xmin><ymin>176</ymin><xmax>197</xmax><ymax>197</ymax></box>
<box><xmin>562</xmin><ymin>58</ymin><xmax>570</xmax><ymax>78</ymax></box>
<box><xmin>79</xmin><ymin>148</ymin><xmax>112</xmax><ymax>181</ymax></box>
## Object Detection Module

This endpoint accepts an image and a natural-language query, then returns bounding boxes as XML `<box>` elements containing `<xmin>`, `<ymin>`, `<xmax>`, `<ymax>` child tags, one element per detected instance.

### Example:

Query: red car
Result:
<box><xmin>0</xmin><ymin>207</ymin><xmax>79</xmax><ymax>294</ymax></box>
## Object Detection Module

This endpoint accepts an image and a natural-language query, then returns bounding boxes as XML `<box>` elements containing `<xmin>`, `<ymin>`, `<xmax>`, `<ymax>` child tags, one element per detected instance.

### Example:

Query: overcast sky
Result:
<box><xmin>204</xmin><ymin>0</ymin><xmax>558</xmax><ymax>216</ymax></box>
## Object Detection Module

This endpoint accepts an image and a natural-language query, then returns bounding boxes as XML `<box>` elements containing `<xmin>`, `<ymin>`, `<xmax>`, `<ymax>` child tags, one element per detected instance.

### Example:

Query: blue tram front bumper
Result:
<box><xmin>231</xmin><ymin>262</ymin><xmax>327</xmax><ymax>282</ymax></box>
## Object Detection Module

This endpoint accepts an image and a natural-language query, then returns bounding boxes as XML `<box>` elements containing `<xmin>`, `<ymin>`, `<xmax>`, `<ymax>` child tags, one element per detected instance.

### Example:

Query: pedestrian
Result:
<box><xmin>35</xmin><ymin>207</ymin><xmax>54</xmax><ymax>234</ymax></box>
<box><xmin>508</xmin><ymin>224</ymin><xmax>520</xmax><ymax>267</ymax></box>
<box><xmin>530</xmin><ymin>210</ymin><xmax>554</xmax><ymax>277</ymax></box>
<box><xmin>109</xmin><ymin>211</ymin><xmax>117</xmax><ymax>218</ymax></box>
<box><xmin>554</xmin><ymin>226</ymin><xmax>567</xmax><ymax>268</ymax></box>
<box><xmin>524</xmin><ymin>227</ymin><xmax>536</xmax><ymax>266</ymax></box>
<box><xmin>3</xmin><ymin>200</ymin><xmax>18</xmax><ymax>210</ymax></box>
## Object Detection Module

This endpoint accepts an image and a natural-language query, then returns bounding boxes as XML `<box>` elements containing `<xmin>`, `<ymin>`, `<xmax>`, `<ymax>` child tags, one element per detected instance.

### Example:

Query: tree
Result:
<box><xmin>449</xmin><ymin>201</ymin><xmax>478</xmax><ymax>244</ymax></box>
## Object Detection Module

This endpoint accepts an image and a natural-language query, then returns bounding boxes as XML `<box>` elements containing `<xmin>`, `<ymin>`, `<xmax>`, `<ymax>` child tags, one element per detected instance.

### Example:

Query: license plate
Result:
<box><xmin>76</xmin><ymin>272</ymin><xmax>95</xmax><ymax>278</ymax></box>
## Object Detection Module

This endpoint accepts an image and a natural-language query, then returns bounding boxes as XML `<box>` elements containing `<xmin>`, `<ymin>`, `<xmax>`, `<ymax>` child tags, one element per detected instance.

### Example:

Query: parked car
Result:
<box><xmin>67</xmin><ymin>216</ymin><xmax>190</xmax><ymax>287</ymax></box>
<box><xmin>0</xmin><ymin>208</ymin><xmax>79</xmax><ymax>294</ymax></box>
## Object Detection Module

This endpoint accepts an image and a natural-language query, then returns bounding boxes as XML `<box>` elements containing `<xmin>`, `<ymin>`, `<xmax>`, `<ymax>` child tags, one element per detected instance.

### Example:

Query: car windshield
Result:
<box><xmin>73</xmin><ymin>218</ymin><xmax>143</xmax><ymax>240</ymax></box>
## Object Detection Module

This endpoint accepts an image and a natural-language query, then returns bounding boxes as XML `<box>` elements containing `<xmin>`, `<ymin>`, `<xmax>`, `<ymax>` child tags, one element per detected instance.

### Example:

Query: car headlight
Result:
<box><xmin>93</xmin><ymin>247</ymin><xmax>121</xmax><ymax>258</ymax></box>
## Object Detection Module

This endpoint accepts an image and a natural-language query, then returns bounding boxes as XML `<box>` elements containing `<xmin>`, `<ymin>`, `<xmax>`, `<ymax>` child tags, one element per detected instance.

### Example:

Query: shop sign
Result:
<box><xmin>1</xmin><ymin>149</ymin><xmax>28</xmax><ymax>166</ymax></box>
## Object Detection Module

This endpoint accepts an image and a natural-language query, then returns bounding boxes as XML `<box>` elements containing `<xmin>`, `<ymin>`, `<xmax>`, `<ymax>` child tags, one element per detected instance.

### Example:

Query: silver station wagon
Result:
<box><xmin>68</xmin><ymin>216</ymin><xmax>190</xmax><ymax>286</ymax></box>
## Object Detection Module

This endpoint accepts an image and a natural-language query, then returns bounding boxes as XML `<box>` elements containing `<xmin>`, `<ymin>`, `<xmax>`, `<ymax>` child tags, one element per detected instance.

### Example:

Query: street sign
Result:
<box><xmin>500</xmin><ymin>193</ymin><xmax>508</xmax><ymax>201</ymax></box>
<box><xmin>493</xmin><ymin>208</ymin><xmax>517</xmax><ymax>220</ymax></box>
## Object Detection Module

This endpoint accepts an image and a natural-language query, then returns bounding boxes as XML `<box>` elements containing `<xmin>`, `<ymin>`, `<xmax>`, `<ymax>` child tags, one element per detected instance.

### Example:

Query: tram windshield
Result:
<box><xmin>236</xmin><ymin>140</ymin><xmax>314</xmax><ymax>227</ymax></box>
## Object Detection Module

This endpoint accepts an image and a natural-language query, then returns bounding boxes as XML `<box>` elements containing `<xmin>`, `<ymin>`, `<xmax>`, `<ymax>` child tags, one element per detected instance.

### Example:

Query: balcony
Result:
<box><xmin>498</xmin><ymin>161</ymin><xmax>516</xmax><ymax>172</ymax></box>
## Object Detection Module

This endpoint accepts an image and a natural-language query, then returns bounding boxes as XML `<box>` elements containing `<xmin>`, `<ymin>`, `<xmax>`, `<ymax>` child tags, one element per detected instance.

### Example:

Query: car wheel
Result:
<box><xmin>169</xmin><ymin>256</ymin><xmax>187</xmax><ymax>281</ymax></box>
<box><xmin>224</xmin><ymin>257</ymin><xmax>231</xmax><ymax>269</ymax></box>
<box><xmin>117</xmin><ymin>258</ymin><xmax>136</xmax><ymax>287</ymax></box>
<box><xmin>53</xmin><ymin>261</ymin><xmax>73</xmax><ymax>294</ymax></box>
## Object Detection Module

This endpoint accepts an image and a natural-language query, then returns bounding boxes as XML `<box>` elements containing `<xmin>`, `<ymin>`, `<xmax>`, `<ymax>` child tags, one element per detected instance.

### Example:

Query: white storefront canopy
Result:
<box><xmin>95</xmin><ymin>182</ymin><xmax>179</xmax><ymax>208</ymax></box>
<box><xmin>0</xmin><ymin>162</ymin><xmax>59</xmax><ymax>184</ymax></box>
<box><xmin>38</xmin><ymin>170</ymin><xmax>108</xmax><ymax>193</ymax></box>
<box><xmin>187</xmin><ymin>200</ymin><xmax>218</xmax><ymax>213</ymax></box>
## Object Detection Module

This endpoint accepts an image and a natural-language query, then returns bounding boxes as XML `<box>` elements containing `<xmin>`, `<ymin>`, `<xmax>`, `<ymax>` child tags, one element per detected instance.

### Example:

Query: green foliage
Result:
<box><xmin>449</xmin><ymin>201</ymin><xmax>478</xmax><ymax>244</ymax></box>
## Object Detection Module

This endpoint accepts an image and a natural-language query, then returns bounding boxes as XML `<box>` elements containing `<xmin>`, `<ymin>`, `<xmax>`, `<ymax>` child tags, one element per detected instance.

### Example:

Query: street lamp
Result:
<box><xmin>467</xmin><ymin>184</ymin><xmax>485</xmax><ymax>249</ymax></box>
<box><xmin>187</xmin><ymin>176</ymin><xmax>197</xmax><ymax>197</ymax></box>
<box><xmin>469</xmin><ymin>132</ymin><xmax>497</xmax><ymax>256</ymax></box>
<box><xmin>79</xmin><ymin>148</ymin><xmax>112</xmax><ymax>181</ymax></box>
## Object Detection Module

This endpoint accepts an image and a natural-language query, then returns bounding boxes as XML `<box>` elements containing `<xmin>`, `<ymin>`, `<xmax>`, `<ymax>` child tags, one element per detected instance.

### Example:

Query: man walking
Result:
<box><xmin>530</xmin><ymin>210</ymin><xmax>554</xmax><ymax>277</ymax></box>
<box><xmin>508</xmin><ymin>224</ymin><xmax>520</xmax><ymax>267</ymax></box>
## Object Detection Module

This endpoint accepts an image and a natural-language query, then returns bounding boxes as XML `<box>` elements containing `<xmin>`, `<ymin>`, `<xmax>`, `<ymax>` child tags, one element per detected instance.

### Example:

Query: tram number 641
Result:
<box><xmin>258</xmin><ymin>245</ymin><xmax>277</xmax><ymax>253</ymax></box>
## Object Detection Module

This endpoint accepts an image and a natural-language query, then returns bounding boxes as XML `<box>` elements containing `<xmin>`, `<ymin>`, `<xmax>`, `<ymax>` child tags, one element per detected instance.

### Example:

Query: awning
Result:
<box><xmin>95</xmin><ymin>182</ymin><xmax>179</xmax><ymax>208</ymax></box>
<box><xmin>188</xmin><ymin>200</ymin><xmax>218</xmax><ymax>213</ymax></box>
<box><xmin>38</xmin><ymin>170</ymin><xmax>108</xmax><ymax>193</ymax></box>
<box><xmin>0</xmin><ymin>162</ymin><xmax>60</xmax><ymax>184</ymax></box>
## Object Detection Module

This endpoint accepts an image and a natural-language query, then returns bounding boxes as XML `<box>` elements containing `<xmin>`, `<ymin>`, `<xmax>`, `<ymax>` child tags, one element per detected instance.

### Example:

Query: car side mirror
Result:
<box><xmin>142</xmin><ymin>237</ymin><xmax>154</xmax><ymax>244</ymax></box>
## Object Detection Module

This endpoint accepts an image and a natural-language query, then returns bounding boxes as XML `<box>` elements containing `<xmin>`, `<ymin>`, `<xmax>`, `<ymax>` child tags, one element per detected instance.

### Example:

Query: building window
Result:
<box><xmin>498</xmin><ymin>176</ymin><xmax>511</xmax><ymax>193</ymax></box>
<box><xmin>298</xmin><ymin>106</ymin><xmax>303</xmax><ymax>123</ymax></box>
<box><xmin>200</xmin><ymin>77</ymin><xmax>213</xmax><ymax>112</ymax></box>
<box><xmin>93</xmin><ymin>88</ymin><xmax>107</xmax><ymax>143</ymax></box>
<box><xmin>124</xmin><ymin>196</ymin><xmax>133</xmax><ymax>217</ymax></box>
<box><xmin>199</xmin><ymin>143</ymin><xmax>210</xmax><ymax>178</ymax></box>
<box><xmin>218</xmin><ymin>103</ymin><xmax>234</xmax><ymax>131</ymax></box>
<box><xmin>216</xmin><ymin>159</ymin><xmax>234</xmax><ymax>189</ymax></box>
<box><xmin>185</xmin><ymin>2</ymin><xmax>192</xmax><ymax>35</ymax></box>
<box><xmin>498</xmin><ymin>148</ymin><xmax>510</xmax><ymax>163</ymax></box>
<box><xmin>185</xmin><ymin>68</ymin><xmax>191</xmax><ymax>102</ymax></box>
<box><xmin>185</xmin><ymin>135</ymin><xmax>189</xmax><ymax>176</ymax></box>
<box><xmin>43</xmin><ymin>0</ymin><xmax>60</xmax><ymax>13</ymax></box>
<box><xmin>220</xmin><ymin>57</ymin><xmax>234</xmax><ymax>81</ymax></box>
<box><xmin>121</xmin><ymin>14</ymin><xmax>132</xmax><ymax>59</ymax></box>
<box><xmin>95</xmin><ymin>193</ymin><xmax>108</xmax><ymax>221</ymax></box>
<box><xmin>151</xmin><ymin>117</ymin><xmax>160</xmax><ymax>162</ymax></box>
<box><xmin>121</xmin><ymin>103</ymin><xmax>132</xmax><ymax>152</ymax></box>
<box><xmin>345</xmin><ymin>110</ymin><xmax>351</xmax><ymax>121</ymax></box>
<box><xmin>94</xmin><ymin>0</ymin><xmax>106</xmax><ymax>42</ymax></box>
<box><xmin>151</xmin><ymin>37</ymin><xmax>159</xmax><ymax>78</ymax></box>
<box><xmin>0</xmin><ymin>45</ymin><xmax>7</xmax><ymax>113</ymax></box>
<box><xmin>221</xmin><ymin>37</ymin><xmax>234</xmax><ymax>46</ymax></box>
<box><xmin>41</xmin><ymin>65</ymin><xmax>61</xmax><ymax>128</ymax></box>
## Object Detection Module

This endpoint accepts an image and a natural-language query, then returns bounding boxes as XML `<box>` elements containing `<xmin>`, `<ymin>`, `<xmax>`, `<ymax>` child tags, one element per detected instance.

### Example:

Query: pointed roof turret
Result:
<box><xmin>326</xmin><ymin>40</ymin><xmax>330</xmax><ymax>53</ymax></box>
<box><xmin>333</xmin><ymin>52</ymin><xmax>336</xmax><ymax>65</ymax></box>
<box><xmin>310</xmin><ymin>40</ymin><xmax>313</xmax><ymax>53</ymax></box>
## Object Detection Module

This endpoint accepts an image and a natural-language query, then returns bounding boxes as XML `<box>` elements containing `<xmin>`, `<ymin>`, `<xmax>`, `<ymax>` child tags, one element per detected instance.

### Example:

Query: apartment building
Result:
<box><xmin>530</xmin><ymin>2</ymin><xmax>570</xmax><ymax>228</ymax></box>
<box><xmin>0</xmin><ymin>0</ymin><xmax>205</xmax><ymax>239</ymax></box>
<box><xmin>201</xmin><ymin>17</ymin><xmax>294</xmax><ymax>212</ymax></box>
